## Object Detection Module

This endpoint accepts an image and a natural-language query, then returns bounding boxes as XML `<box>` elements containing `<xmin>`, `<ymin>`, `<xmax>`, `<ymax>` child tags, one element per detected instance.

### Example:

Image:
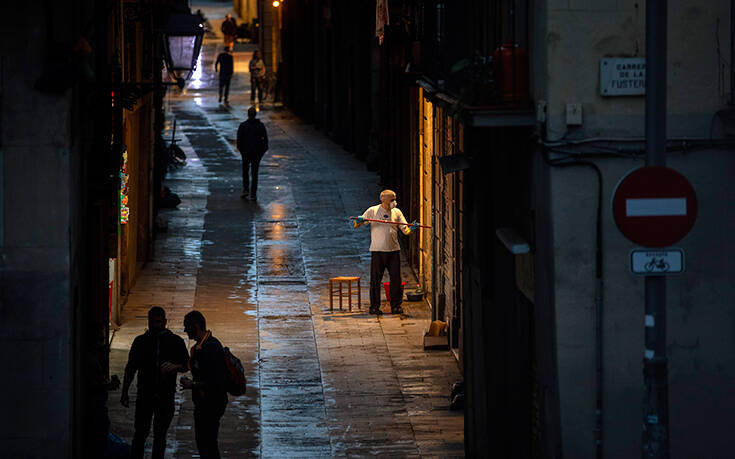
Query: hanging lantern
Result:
<box><xmin>162</xmin><ymin>13</ymin><xmax>205</xmax><ymax>83</ymax></box>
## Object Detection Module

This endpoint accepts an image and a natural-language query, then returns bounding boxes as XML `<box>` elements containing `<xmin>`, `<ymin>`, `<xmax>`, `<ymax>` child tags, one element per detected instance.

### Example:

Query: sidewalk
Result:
<box><xmin>108</xmin><ymin>6</ymin><xmax>463</xmax><ymax>457</ymax></box>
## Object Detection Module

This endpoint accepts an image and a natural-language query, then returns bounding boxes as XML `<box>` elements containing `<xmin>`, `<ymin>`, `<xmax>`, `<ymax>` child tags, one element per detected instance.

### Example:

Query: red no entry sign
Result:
<box><xmin>612</xmin><ymin>166</ymin><xmax>697</xmax><ymax>247</ymax></box>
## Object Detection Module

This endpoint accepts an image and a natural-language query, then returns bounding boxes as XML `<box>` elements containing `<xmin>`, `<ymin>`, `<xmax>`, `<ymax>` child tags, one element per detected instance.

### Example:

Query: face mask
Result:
<box><xmin>390</xmin><ymin>201</ymin><xmax>397</xmax><ymax>209</ymax></box>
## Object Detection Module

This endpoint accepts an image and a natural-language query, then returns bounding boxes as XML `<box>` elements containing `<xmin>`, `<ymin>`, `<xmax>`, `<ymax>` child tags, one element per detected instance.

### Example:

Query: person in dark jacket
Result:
<box><xmin>236</xmin><ymin>106</ymin><xmax>268</xmax><ymax>200</ymax></box>
<box><xmin>215</xmin><ymin>45</ymin><xmax>234</xmax><ymax>104</ymax></box>
<box><xmin>121</xmin><ymin>307</ymin><xmax>190</xmax><ymax>459</ymax></box>
<box><xmin>181</xmin><ymin>311</ymin><xmax>228</xmax><ymax>459</ymax></box>
<box><xmin>221</xmin><ymin>14</ymin><xmax>237</xmax><ymax>49</ymax></box>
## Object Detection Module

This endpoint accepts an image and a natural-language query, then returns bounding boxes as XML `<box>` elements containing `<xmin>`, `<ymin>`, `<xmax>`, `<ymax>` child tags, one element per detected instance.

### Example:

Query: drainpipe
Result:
<box><xmin>594</xmin><ymin>249</ymin><xmax>603</xmax><ymax>459</ymax></box>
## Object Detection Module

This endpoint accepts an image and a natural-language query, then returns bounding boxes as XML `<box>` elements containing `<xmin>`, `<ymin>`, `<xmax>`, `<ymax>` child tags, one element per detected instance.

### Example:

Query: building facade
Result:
<box><xmin>279</xmin><ymin>0</ymin><xmax>735</xmax><ymax>457</ymax></box>
<box><xmin>0</xmin><ymin>0</ymin><xmax>184</xmax><ymax>456</ymax></box>
<box><xmin>534</xmin><ymin>1</ymin><xmax>735</xmax><ymax>457</ymax></box>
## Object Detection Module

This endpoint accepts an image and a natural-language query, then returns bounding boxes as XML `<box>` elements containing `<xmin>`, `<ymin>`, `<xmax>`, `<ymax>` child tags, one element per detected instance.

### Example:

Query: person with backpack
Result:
<box><xmin>236</xmin><ymin>106</ymin><xmax>269</xmax><ymax>201</ymax></box>
<box><xmin>120</xmin><ymin>307</ymin><xmax>190</xmax><ymax>459</ymax></box>
<box><xmin>180</xmin><ymin>311</ymin><xmax>228</xmax><ymax>459</ymax></box>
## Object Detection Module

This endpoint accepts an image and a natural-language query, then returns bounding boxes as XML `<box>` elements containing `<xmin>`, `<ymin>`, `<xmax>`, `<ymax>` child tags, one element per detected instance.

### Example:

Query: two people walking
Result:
<box><xmin>214</xmin><ymin>48</ymin><xmax>268</xmax><ymax>105</ymax></box>
<box><xmin>213</xmin><ymin>42</ymin><xmax>269</xmax><ymax>201</ymax></box>
<box><xmin>121</xmin><ymin>308</ymin><xmax>229</xmax><ymax>459</ymax></box>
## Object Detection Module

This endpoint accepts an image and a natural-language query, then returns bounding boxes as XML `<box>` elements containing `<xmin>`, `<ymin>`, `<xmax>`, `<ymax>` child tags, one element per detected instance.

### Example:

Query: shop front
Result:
<box><xmin>414</xmin><ymin>85</ymin><xmax>465</xmax><ymax>363</ymax></box>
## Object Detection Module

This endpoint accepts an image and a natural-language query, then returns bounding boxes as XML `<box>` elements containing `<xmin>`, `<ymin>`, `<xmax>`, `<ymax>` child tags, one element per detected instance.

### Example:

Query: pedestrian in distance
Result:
<box><xmin>215</xmin><ymin>45</ymin><xmax>234</xmax><ymax>104</ymax></box>
<box><xmin>221</xmin><ymin>14</ymin><xmax>238</xmax><ymax>50</ymax></box>
<box><xmin>236</xmin><ymin>106</ymin><xmax>268</xmax><ymax>201</ymax></box>
<box><xmin>353</xmin><ymin>190</ymin><xmax>419</xmax><ymax>315</ymax></box>
<box><xmin>180</xmin><ymin>311</ymin><xmax>228</xmax><ymax>459</ymax></box>
<box><xmin>248</xmin><ymin>50</ymin><xmax>266</xmax><ymax>103</ymax></box>
<box><xmin>120</xmin><ymin>306</ymin><xmax>190</xmax><ymax>459</ymax></box>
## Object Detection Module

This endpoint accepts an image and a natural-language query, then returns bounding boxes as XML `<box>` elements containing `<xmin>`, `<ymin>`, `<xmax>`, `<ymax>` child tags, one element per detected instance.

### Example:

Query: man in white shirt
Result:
<box><xmin>353</xmin><ymin>190</ymin><xmax>418</xmax><ymax>315</ymax></box>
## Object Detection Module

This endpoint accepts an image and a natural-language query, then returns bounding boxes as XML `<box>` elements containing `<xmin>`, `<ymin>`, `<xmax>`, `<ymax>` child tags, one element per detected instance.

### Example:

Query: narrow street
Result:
<box><xmin>108</xmin><ymin>5</ymin><xmax>463</xmax><ymax>457</ymax></box>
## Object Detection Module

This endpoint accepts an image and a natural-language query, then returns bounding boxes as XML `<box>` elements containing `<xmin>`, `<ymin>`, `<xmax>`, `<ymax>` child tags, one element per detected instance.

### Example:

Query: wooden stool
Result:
<box><xmin>329</xmin><ymin>276</ymin><xmax>361</xmax><ymax>312</ymax></box>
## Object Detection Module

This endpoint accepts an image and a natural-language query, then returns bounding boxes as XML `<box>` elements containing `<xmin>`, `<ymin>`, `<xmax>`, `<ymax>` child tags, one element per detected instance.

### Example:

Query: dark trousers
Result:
<box><xmin>219</xmin><ymin>74</ymin><xmax>232</xmax><ymax>101</ymax></box>
<box><xmin>241</xmin><ymin>155</ymin><xmax>261</xmax><ymax>196</ymax></box>
<box><xmin>250</xmin><ymin>76</ymin><xmax>263</xmax><ymax>102</ymax></box>
<box><xmin>370</xmin><ymin>250</ymin><xmax>403</xmax><ymax>309</ymax></box>
<box><xmin>132</xmin><ymin>395</ymin><xmax>175</xmax><ymax>459</ymax></box>
<box><xmin>194</xmin><ymin>404</ymin><xmax>226</xmax><ymax>459</ymax></box>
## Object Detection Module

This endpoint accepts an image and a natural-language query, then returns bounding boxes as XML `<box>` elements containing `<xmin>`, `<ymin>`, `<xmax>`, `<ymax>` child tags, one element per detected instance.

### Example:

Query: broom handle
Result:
<box><xmin>349</xmin><ymin>216</ymin><xmax>432</xmax><ymax>229</ymax></box>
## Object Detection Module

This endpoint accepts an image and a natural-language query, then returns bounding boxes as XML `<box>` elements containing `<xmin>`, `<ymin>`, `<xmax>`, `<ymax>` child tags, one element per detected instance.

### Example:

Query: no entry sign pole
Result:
<box><xmin>612</xmin><ymin>166</ymin><xmax>697</xmax><ymax>459</ymax></box>
<box><xmin>643</xmin><ymin>0</ymin><xmax>669</xmax><ymax>457</ymax></box>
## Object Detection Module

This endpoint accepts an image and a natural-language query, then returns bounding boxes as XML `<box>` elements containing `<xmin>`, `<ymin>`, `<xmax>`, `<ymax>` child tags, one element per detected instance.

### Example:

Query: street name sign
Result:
<box><xmin>612</xmin><ymin>166</ymin><xmax>697</xmax><ymax>247</ymax></box>
<box><xmin>630</xmin><ymin>248</ymin><xmax>684</xmax><ymax>275</ymax></box>
<box><xmin>600</xmin><ymin>57</ymin><xmax>646</xmax><ymax>96</ymax></box>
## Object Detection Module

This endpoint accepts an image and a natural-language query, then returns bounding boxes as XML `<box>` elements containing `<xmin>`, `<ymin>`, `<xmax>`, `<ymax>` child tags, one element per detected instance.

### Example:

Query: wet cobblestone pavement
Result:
<box><xmin>108</xmin><ymin>6</ymin><xmax>463</xmax><ymax>457</ymax></box>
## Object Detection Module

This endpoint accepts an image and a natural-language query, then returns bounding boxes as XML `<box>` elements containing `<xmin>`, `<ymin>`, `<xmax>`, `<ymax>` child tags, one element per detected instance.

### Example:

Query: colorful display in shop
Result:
<box><xmin>120</xmin><ymin>149</ymin><xmax>129</xmax><ymax>224</ymax></box>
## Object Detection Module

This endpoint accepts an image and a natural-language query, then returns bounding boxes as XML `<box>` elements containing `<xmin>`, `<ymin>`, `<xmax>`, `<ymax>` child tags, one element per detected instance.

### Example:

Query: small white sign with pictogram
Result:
<box><xmin>630</xmin><ymin>248</ymin><xmax>684</xmax><ymax>276</ymax></box>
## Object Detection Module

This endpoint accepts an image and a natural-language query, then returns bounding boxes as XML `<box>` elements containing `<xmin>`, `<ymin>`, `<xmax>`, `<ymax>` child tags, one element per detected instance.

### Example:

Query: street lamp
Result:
<box><xmin>162</xmin><ymin>13</ymin><xmax>205</xmax><ymax>85</ymax></box>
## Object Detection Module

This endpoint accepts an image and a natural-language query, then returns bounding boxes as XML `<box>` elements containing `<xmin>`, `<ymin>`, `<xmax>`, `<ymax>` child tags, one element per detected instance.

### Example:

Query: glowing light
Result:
<box><xmin>270</xmin><ymin>203</ymin><xmax>287</xmax><ymax>220</ymax></box>
<box><xmin>189</xmin><ymin>50</ymin><xmax>204</xmax><ymax>89</ymax></box>
<box><xmin>273</xmin><ymin>1</ymin><xmax>280</xmax><ymax>7</ymax></box>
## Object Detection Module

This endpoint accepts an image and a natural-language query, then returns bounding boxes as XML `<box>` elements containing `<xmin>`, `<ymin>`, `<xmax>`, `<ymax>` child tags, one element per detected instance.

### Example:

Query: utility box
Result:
<box><xmin>566</xmin><ymin>103</ymin><xmax>583</xmax><ymax>125</ymax></box>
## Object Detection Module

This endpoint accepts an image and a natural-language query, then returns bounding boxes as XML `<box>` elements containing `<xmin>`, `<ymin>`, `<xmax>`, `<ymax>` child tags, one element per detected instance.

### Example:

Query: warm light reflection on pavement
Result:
<box><xmin>189</xmin><ymin>51</ymin><xmax>204</xmax><ymax>89</ymax></box>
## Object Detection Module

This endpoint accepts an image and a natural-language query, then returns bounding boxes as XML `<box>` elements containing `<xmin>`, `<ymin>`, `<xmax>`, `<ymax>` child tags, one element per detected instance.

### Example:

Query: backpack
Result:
<box><xmin>223</xmin><ymin>347</ymin><xmax>247</xmax><ymax>396</ymax></box>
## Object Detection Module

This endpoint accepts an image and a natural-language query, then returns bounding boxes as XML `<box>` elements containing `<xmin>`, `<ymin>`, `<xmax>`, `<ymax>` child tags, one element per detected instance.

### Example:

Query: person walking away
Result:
<box><xmin>120</xmin><ymin>307</ymin><xmax>190</xmax><ymax>459</ymax></box>
<box><xmin>248</xmin><ymin>50</ymin><xmax>266</xmax><ymax>103</ymax></box>
<box><xmin>353</xmin><ymin>190</ymin><xmax>418</xmax><ymax>315</ymax></box>
<box><xmin>236</xmin><ymin>106</ymin><xmax>268</xmax><ymax>201</ymax></box>
<box><xmin>215</xmin><ymin>45</ymin><xmax>234</xmax><ymax>104</ymax></box>
<box><xmin>221</xmin><ymin>14</ymin><xmax>237</xmax><ymax>50</ymax></box>
<box><xmin>181</xmin><ymin>311</ymin><xmax>228</xmax><ymax>459</ymax></box>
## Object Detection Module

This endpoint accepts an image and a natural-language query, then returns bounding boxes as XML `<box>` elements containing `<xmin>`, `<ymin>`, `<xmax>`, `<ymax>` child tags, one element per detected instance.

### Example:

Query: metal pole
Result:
<box><xmin>643</xmin><ymin>1</ymin><xmax>669</xmax><ymax>457</ymax></box>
